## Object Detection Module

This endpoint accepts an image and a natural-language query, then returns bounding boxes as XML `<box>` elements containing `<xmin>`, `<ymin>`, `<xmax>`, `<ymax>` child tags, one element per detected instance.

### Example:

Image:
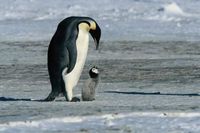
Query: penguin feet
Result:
<box><xmin>44</xmin><ymin>95</ymin><xmax>55</xmax><ymax>101</ymax></box>
<box><xmin>44</xmin><ymin>92</ymin><xmax>59</xmax><ymax>101</ymax></box>
<box><xmin>82</xmin><ymin>98</ymin><xmax>95</xmax><ymax>101</ymax></box>
<box><xmin>71</xmin><ymin>97</ymin><xmax>80</xmax><ymax>102</ymax></box>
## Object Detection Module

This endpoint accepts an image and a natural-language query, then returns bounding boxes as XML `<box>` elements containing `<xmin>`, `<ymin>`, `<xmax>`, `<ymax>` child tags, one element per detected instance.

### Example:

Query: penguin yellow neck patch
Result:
<box><xmin>78</xmin><ymin>21</ymin><xmax>96</xmax><ymax>31</ymax></box>
<box><xmin>89</xmin><ymin>21</ymin><xmax>96</xmax><ymax>30</ymax></box>
<box><xmin>79</xmin><ymin>23</ymin><xmax>90</xmax><ymax>31</ymax></box>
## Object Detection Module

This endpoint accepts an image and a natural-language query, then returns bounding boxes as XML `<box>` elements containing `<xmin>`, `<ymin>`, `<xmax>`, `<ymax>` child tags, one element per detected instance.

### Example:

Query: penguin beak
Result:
<box><xmin>89</xmin><ymin>23</ymin><xmax>101</xmax><ymax>50</ymax></box>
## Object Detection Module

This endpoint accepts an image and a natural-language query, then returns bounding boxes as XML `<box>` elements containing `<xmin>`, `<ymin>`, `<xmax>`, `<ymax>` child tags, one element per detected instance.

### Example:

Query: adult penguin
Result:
<box><xmin>45</xmin><ymin>16</ymin><xmax>101</xmax><ymax>102</ymax></box>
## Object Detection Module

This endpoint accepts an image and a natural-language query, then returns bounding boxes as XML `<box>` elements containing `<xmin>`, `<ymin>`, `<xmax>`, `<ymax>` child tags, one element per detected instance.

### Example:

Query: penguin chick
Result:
<box><xmin>82</xmin><ymin>66</ymin><xmax>99</xmax><ymax>101</ymax></box>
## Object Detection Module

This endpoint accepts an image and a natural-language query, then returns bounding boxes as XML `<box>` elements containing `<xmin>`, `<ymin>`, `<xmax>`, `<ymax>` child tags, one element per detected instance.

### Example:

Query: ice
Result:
<box><xmin>0</xmin><ymin>1</ymin><xmax>200</xmax><ymax>132</ymax></box>
<box><xmin>0</xmin><ymin>112</ymin><xmax>200</xmax><ymax>133</ymax></box>
<box><xmin>163</xmin><ymin>2</ymin><xmax>185</xmax><ymax>16</ymax></box>
<box><xmin>0</xmin><ymin>0</ymin><xmax>200</xmax><ymax>41</ymax></box>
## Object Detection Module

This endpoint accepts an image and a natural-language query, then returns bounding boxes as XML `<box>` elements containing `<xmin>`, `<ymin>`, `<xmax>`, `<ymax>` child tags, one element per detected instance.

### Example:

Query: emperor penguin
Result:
<box><xmin>82</xmin><ymin>66</ymin><xmax>100</xmax><ymax>101</ymax></box>
<box><xmin>45</xmin><ymin>16</ymin><xmax>101</xmax><ymax>102</ymax></box>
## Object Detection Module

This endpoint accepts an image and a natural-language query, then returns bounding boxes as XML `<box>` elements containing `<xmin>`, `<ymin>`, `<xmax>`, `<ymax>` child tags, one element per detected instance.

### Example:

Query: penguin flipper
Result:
<box><xmin>66</xmin><ymin>41</ymin><xmax>77</xmax><ymax>74</ymax></box>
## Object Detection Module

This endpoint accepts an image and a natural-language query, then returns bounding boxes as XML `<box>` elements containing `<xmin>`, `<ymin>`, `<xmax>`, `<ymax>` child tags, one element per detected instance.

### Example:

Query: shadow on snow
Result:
<box><xmin>0</xmin><ymin>97</ymin><xmax>45</xmax><ymax>102</ymax></box>
<box><xmin>104</xmin><ymin>91</ymin><xmax>200</xmax><ymax>97</ymax></box>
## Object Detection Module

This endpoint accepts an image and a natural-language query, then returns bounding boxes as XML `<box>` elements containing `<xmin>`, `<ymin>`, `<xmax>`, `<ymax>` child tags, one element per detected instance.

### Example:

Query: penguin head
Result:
<box><xmin>58</xmin><ymin>16</ymin><xmax>101</xmax><ymax>50</ymax></box>
<box><xmin>89</xmin><ymin>66</ymin><xmax>99</xmax><ymax>78</ymax></box>
<box><xmin>77</xmin><ymin>18</ymin><xmax>101</xmax><ymax>50</ymax></box>
<box><xmin>88</xmin><ymin>21</ymin><xmax>101</xmax><ymax>50</ymax></box>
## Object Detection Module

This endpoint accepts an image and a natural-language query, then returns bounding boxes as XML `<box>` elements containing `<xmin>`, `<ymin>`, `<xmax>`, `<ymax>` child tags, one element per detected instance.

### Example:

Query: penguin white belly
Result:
<box><xmin>63</xmin><ymin>29</ymin><xmax>89</xmax><ymax>101</ymax></box>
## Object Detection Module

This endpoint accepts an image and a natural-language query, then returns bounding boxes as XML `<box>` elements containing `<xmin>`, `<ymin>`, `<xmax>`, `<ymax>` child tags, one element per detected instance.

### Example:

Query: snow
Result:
<box><xmin>0</xmin><ymin>1</ymin><xmax>200</xmax><ymax>133</ymax></box>
<box><xmin>164</xmin><ymin>2</ymin><xmax>185</xmax><ymax>16</ymax></box>
<box><xmin>0</xmin><ymin>112</ymin><xmax>200</xmax><ymax>133</ymax></box>
<box><xmin>0</xmin><ymin>0</ymin><xmax>200</xmax><ymax>41</ymax></box>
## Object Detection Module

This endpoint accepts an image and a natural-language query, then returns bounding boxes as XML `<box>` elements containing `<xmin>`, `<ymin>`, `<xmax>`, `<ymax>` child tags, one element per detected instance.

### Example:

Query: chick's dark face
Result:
<box><xmin>89</xmin><ymin>66</ymin><xmax>99</xmax><ymax>78</ymax></box>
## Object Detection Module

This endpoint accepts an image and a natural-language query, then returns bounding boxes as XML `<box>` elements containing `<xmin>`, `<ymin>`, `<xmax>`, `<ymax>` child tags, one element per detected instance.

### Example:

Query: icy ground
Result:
<box><xmin>0</xmin><ymin>0</ymin><xmax>200</xmax><ymax>132</ymax></box>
